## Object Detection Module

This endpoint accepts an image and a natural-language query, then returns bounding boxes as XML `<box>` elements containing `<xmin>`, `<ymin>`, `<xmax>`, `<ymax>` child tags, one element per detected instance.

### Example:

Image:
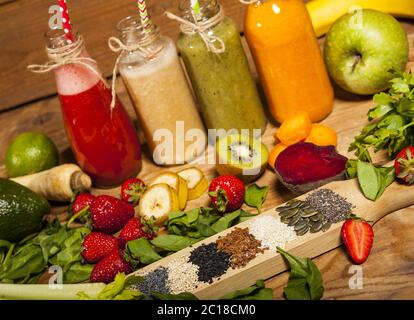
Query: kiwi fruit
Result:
<box><xmin>215</xmin><ymin>134</ymin><xmax>269</xmax><ymax>183</ymax></box>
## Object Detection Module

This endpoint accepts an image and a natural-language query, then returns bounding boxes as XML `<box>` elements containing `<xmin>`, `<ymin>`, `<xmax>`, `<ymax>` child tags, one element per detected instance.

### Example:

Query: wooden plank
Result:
<box><xmin>0</xmin><ymin>0</ymin><xmax>246</xmax><ymax>111</ymax></box>
<box><xmin>0</xmin><ymin>24</ymin><xmax>413</xmax><ymax>300</ymax></box>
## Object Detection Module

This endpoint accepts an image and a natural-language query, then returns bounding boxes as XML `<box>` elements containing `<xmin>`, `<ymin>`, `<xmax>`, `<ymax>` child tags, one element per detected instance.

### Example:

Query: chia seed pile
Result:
<box><xmin>304</xmin><ymin>189</ymin><xmax>353</xmax><ymax>223</ymax></box>
<box><xmin>137</xmin><ymin>267</ymin><xmax>169</xmax><ymax>295</ymax></box>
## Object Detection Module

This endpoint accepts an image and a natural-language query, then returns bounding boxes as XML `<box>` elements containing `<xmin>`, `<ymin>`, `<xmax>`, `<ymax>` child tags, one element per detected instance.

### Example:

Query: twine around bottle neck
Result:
<box><xmin>27</xmin><ymin>35</ymin><xmax>108</xmax><ymax>99</ymax></box>
<box><xmin>107</xmin><ymin>31</ymin><xmax>164</xmax><ymax>109</ymax></box>
<box><xmin>164</xmin><ymin>5</ymin><xmax>226</xmax><ymax>54</ymax></box>
<box><xmin>239</xmin><ymin>0</ymin><xmax>262</xmax><ymax>4</ymax></box>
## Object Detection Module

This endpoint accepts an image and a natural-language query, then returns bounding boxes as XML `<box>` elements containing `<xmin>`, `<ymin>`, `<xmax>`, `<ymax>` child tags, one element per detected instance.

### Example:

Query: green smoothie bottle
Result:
<box><xmin>175</xmin><ymin>0</ymin><xmax>266</xmax><ymax>135</ymax></box>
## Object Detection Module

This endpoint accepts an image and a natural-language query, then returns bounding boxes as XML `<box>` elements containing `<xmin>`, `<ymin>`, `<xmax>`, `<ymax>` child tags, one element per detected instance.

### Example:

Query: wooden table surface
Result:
<box><xmin>0</xmin><ymin>0</ymin><xmax>413</xmax><ymax>300</ymax></box>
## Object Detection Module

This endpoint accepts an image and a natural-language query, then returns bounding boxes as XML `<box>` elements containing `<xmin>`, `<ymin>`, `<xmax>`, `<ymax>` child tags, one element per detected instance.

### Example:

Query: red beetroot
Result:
<box><xmin>208</xmin><ymin>175</ymin><xmax>245</xmax><ymax>213</ymax></box>
<box><xmin>81</xmin><ymin>232</ymin><xmax>120</xmax><ymax>263</ymax></box>
<box><xmin>119</xmin><ymin>217</ymin><xmax>154</xmax><ymax>248</ymax></box>
<box><xmin>394</xmin><ymin>146</ymin><xmax>414</xmax><ymax>185</ymax></box>
<box><xmin>90</xmin><ymin>249</ymin><xmax>132</xmax><ymax>284</ymax></box>
<box><xmin>275</xmin><ymin>142</ymin><xmax>348</xmax><ymax>194</ymax></box>
<box><xmin>90</xmin><ymin>195</ymin><xmax>135</xmax><ymax>234</ymax></box>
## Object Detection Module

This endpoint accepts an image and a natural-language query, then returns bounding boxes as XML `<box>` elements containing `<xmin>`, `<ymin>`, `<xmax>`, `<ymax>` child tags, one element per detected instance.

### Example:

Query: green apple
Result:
<box><xmin>324</xmin><ymin>9</ymin><xmax>408</xmax><ymax>95</ymax></box>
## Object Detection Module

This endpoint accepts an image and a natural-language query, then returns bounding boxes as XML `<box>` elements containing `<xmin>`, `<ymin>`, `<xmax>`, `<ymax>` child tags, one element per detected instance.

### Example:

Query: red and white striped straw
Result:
<box><xmin>137</xmin><ymin>0</ymin><xmax>152</xmax><ymax>33</ymax></box>
<box><xmin>58</xmin><ymin>0</ymin><xmax>74</xmax><ymax>42</ymax></box>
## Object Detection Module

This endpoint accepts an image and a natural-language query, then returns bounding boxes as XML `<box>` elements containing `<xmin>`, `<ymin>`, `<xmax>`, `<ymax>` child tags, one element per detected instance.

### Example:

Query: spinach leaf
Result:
<box><xmin>64</xmin><ymin>262</ymin><xmax>94</xmax><ymax>283</ymax></box>
<box><xmin>95</xmin><ymin>273</ymin><xmax>144</xmax><ymax>300</ymax></box>
<box><xmin>211</xmin><ymin>210</ymin><xmax>242</xmax><ymax>233</ymax></box>
<box><xmin>244</xmin><ymin>184</ymin><xmax>269</xmax><ymax>213</ymax></box>
<box><xmin>151</xmin><ymin>235</ymin><xmax>199</xmax><ymax>252</ymax></box>
<box><xmin>126</xmin><ymin>238</ymin><xmax>162</xmax><ymax>265</ymax></box>
<box><xmin>0</xmin><ymin>244</ymin><xmax>46</xmax><ymax>281</ymax></box>
<box><xmin>221</xmin><ymin>280</ymin><xmax>273</xmax><ymax>300</ymax></box>
<box><xmin>355</xmin><ymin>160</ymin><xmax>396</xmax><ymax>201</ymax></box>
<box><xmin>357</xmin><ymin>161</ymin><xmax>382</xmax><ymax>201</ymax></box>
<box><xmin>277</xmin><ymin>247</ymin><xmax>324</xmax><ymax>300</ymax></box>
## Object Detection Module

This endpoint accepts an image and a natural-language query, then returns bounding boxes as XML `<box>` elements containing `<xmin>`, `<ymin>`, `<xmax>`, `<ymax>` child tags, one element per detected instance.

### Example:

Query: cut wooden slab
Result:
<box><xmin>129</xmin><ymin>178</ymin><xmax>414</xmax><ymax>299</ymax></box>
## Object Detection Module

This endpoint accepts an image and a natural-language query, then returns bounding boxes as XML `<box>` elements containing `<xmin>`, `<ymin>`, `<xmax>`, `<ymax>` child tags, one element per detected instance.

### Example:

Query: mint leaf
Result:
<box><xmin>244</xmin><ymin>184</ymin><xmax>269</xmax><ymax>213</ymax></box>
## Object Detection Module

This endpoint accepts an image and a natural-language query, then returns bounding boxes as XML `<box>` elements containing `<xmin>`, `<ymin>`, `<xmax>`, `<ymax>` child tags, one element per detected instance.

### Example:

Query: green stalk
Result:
<box><xmin>0</xmin><ymin>283</ymin><xmax>105</xmax><ymax>300</ymax></box>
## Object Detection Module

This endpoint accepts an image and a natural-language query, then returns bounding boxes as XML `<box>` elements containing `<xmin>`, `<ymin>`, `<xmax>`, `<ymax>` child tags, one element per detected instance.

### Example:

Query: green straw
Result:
<box><xmin>191</xmin><ymin>0</ymin><xmax>201</xmax><ymax>15</ymax></box>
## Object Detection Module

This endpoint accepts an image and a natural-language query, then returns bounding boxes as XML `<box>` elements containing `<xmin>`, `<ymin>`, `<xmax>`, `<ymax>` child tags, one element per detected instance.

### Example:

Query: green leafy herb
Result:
<box><xmin>125</xmin><ymin>238</ymin><xmax>162</xmax><ymax>265</ymax></box>
<box><xmin>221</xmin><ymin>280</ymin><xmax>273</xmax><ymax>300</ymax></box>
<box><xmin>151</xmin><ymin>235</ymin><xmax>199</xmax><ymax>252</ymax></box>
<box><xmin>355</xmin><ymin>160</ymin><xmax>395</xmax><ymax>201</ymax></box>
<box><xmin>244</xmin><ymin>184</ymin><xmax>269</xmax><ymax>213</ymax></box>
<box><xmin>277</xmin><ymin>247</ymin><xmax>324</xmax><ymax>300</ymax></box>
<box><xmin>350</xmin><ymin>71</ymin><xmax>414</xmax><ymax>158</ymax></box>
<box><xmin>0</xmin><ymin>220</ymin><xmax>92</xmax><ymax>284</ymax></box>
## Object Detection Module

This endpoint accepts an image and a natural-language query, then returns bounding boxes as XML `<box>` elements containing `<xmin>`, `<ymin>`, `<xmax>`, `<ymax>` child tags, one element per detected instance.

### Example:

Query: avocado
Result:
<box><xmin>0</xmin><ymin>178</ymin><xmax>50</xmax><ymax>242</ymax></box>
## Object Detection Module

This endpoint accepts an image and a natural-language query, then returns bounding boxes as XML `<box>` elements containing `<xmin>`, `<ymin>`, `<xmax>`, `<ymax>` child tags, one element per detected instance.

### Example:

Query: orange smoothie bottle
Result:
<box><xmin>244</xmin><ymin>0</ymin><xmax>334</xmax><ymax>123</ymax></box>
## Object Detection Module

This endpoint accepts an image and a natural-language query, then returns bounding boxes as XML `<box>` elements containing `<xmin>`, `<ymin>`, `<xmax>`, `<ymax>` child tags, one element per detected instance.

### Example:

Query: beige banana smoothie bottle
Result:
<box><xmin>115</xmin><ymin>16</ymin><xmax>206</xmax><ymax>165</ymax></box>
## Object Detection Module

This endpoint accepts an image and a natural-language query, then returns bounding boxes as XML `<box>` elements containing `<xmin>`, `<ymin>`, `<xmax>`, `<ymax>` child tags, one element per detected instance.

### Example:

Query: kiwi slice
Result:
<box><xmin>215</xmin><ymin>134</ymin><xmax>269</xmax><ymax>183</ymax></box>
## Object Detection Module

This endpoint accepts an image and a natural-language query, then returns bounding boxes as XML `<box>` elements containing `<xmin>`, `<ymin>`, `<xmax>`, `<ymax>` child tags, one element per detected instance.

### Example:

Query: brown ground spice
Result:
<box><xmin>216</xmin><ymin>227</ymin><xmax>264</xmax><ymax>269</ymax></box>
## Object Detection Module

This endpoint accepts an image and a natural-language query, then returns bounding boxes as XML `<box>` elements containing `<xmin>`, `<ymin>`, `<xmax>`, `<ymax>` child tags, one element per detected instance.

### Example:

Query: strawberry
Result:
<box><xmin>71</xmin><ymin>193</ymin><xmax>95</xmax><ymax>214</ymax></box>
<box><xmin>208</xmin><ymin>175</ymin><xmax>245</xmax><ymax>213</ymax></box>
<box><xmin>394</xmin><ymin>146</ymin><xmax>414</xmax><ymax>185</ymax></box>
<box><xmin>341</xmin><ymin>216</ymin><xmax>374</xmax><ymax>265</ymax></box>
<box><xmin>81</xmin><ymin>232</ymin><xmax>120</xmax><ymax>263</ymax></box>
<box><xmin>119</xmin><ymin>217</ymin><xmax>154</xmax><ymax>248</ymax></box>
<box><xmin>90</xmin><ymin>249</ymin><xmax>132</xmax><ymax>284</ymax></box>
<box><xmin>90</xmin><ymin>195</ymin><xmax>135</xmax><ymax>234</ymax></box>
<box><xmin>121</xmin><ymin>178</ymin><xmax>146</xmax><ymax>206</ymax></box>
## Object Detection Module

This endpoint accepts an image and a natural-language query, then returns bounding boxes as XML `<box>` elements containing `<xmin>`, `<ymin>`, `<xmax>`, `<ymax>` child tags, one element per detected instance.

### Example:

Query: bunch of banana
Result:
<box><xmin>307</xmin><ymin>0</ymin><xmax>414</xmax><ymax>37</ymax></box>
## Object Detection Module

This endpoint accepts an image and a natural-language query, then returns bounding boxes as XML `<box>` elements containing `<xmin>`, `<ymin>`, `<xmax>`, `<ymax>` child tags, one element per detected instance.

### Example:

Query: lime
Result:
<box><xmin>5</xmin><ymin>132</ymin><xmax>59</xmax><ymax>177</ymax></box>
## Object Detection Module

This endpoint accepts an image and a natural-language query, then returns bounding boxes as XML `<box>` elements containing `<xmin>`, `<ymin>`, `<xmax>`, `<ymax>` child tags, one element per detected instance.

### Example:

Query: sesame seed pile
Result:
<box><xmin>249</xmin><ymin>215</ymin><xmax>297</xmax><ymax>251</ymax></box>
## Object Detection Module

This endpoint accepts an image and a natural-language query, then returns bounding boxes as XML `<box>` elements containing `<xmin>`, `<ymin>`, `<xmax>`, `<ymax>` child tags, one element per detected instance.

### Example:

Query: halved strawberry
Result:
<box><xmin>341</xmin><ymin>216</ymin><xmax>374</xmax><ymax>265</ymax></box>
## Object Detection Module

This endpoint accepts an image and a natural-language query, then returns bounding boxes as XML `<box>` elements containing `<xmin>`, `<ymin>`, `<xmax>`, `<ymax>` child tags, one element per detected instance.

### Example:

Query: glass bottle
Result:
<box><xmin>244</xmin><ymin>0</ymin><xmax>334</xmax><ymax>123</ymax></box>
<box><xmin>45</xmin><ymin>29</ymin><xmax>142</xmax><ymax>187</ymax></box>
<box><xmin>177</xmin><ymin>0</ymin><xmax>267</xmax><ymax>136</ymax></box>
<box><xmin>116</xmin><ymin>16</ymin><xmax>206</xmax><ymax>165</ymax></box>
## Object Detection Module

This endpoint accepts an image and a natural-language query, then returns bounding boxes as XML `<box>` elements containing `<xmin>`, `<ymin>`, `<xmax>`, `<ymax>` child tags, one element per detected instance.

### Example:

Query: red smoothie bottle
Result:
<box><xmin>46</xmin><ymin>30</ymin><xmax>141</xmax><ymax>187</ymax></box>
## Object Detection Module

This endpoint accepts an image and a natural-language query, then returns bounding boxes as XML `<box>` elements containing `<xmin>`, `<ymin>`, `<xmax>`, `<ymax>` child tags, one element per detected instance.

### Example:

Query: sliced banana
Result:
<box><xmin>178</xmin><ymin>167</ymin><xmax>209</xmax><ymax>200</ymax></box>
<box><xmin>138</xmin><ymin>183</ymin><xmax>179</xmax><ymax>225</ymax></box>
<box><xmin>149</xmin><ymin>172</ymin><xmax>188</xmax><ymax>210</ymax></box>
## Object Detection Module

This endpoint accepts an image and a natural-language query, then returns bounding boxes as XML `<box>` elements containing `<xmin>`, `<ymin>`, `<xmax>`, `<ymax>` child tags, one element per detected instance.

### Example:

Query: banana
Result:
<box><xmin>138</xmin><ymin>183</ymin><xmax>179</xmax><ymax>225</ymax></box>
<box><xmin>178</xmin><ymin>167</ymin><xmax>209</xmax><ymax>200</ymax></box>
<box><xmin>307</xmin><ymin>0</ymin><xmax>414</xmax><ymax>37</ymax></box>
<box><xmin>149</xmin><ymin>172</ymin><xmax>188</xmax><ymax>210</ymax></box>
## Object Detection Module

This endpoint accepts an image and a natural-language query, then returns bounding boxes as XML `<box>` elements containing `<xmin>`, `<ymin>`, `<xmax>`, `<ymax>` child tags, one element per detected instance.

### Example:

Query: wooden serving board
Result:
<box><xmin>127</xmin><ymin>178</ymin><xmax>414</xmax><ymax>299</ymax></box>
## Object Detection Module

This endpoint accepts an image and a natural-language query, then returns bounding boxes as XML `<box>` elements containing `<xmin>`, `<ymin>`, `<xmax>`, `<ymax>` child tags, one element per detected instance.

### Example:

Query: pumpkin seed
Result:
<box><xmin>301</xmin><ymin>209</ymin><xmax>318</xmax><ymax>218</ymax></box>
<box><xmin>288</xmin><ymin>212</ymin><xmax>302</xmax><ymax>226</ymax></box>
<box><xmin>279</xmin><ymin>208</ymin><xmax>299</xmax><ymax>219</ymax></box>
<box><xmin>309</xmin><ymin>220</ymin><xmax>323</xmax><ymax>233</ymax></box>
<box><xmin>321</xmin><ymin>221</ymin><xmax>332</xmax><ymax>232</ymax></box>
<box><xmin>294</xmin><ymin>218</ymin><xmax>308</xmax><ymax>231</ymax></box>
<box><xmin>296</xmin><ymin>225</ymin><xmax>309</xmax><ymax>236</ymax></box>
